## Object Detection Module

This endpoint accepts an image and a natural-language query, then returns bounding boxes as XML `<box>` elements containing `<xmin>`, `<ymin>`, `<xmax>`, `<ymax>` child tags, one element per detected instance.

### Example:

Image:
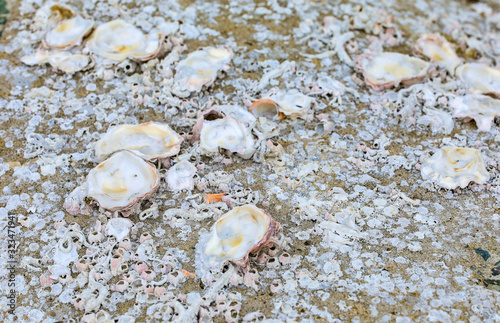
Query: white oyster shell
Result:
<box><xmin>87</xmin><ymin>151</ymin><xmax>159</xmax><ymax>211</ymax></box>
<box><xmin>421</xmin><ymin>146</ymin><xmax>489</xmax><ymax>189</ymax></box>
<box><xmin>415</xmin><ymin>34</ymin><xmax>461</xmax><ymax>74</ymax></box>
<box><xmin>456</xmin><ymin>63</ymin><xmax>500</xmax><ymax>98</ymax></box>
<box><xmin>196</xmin><ymin>204</ymin><xmax>280</xmax><ymax>277</ymax></box>
<box><xmin>166</xmin><ymin>160</ymin><xmax>197</xmax><ymax>191</ymax></box>
<box><xmin>213</xmin><ymin>105</ymin><xmax>256</xmax><ymax>125</ymax></box>
<box><xmin>251</xmin><ymin>89</ymin><xmax>315</xmax><ymax>119</ymax></box>
<box><xmin>174</xmin><ymin>47</ymin><xmax>233</xmax><ymax>93</ymax></box>
<box><xmin>106</xmin><ymin>218</ymin><xmax>133</xmax><ymax>242</ymax></box>
<box><xmin>86</xmin><ymin>19</ymin><xmax>164</xmax><ymax>62</ymax></box>
<box><xmin>21</xmin><ymin>51</ymin><xmax>91</xmax><ymax>74</ymax></box>
<box><xmin>95</xmin><ymin>122</ymin><xmax>183</xmax><ymax>161</ymax></box>
<box><xmin>192</xmin><ymin>111</ymin><xmax>256</xmax><ymax>159</ymax></box>
<box><xmin>356</xmin><ymin>52</ymin><xmax>430</xmax><ymax>91</ymax></box>
<box><xmin>44</xmin><ymin>15</ymin><xmax>94</xmax><ymax>49</ymax></box>
<box><xmin>451</xmin><ymin>94</ymin><xmax>500</xmax><ymax>131</ymax></box>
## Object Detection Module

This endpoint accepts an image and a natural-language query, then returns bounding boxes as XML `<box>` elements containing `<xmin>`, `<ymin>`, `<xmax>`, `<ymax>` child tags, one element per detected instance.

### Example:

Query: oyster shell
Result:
<box><xmin>456</xmin><ymin>63</ymin><xmax>500</xmax><ymax>98</ymax></box>
<box><xmin>43</xmin><ymin>15</ymin><xmax>94</xmax><ymax>49</ymax></box>
<box><xmin>451</xmin><ymin>94</ymin><xmax>500</xmax><ymax>131</ymax></box>
<box><xmin>174</xmin><ymin>47</ymin><xmax>233</xmax><ymax>93</ymax></box>
<box><xmin>356</xmin><ymin>52</ymin><xmax>430</xmax><ymax>91</ymax></box>
<box><xmin>192</xmin><ymin>110</ymin><xmax>256</xmax><ymax>159</ymax></box>
<box><xmin>95</xmin><ymin>122</ymin><xmax>183</xmax><ymax>161</ymax></box>
<box><xmin>166</xmin><ymin>160</ymin><xmax>197</xmax><ymax>191</ymax></box>
<box><xmin>196</xmin><ymin>204</ymin><xmax>280</xmax><ymax>276</ymax></box>
<box><xmin>421</xmin><ymin>146</ymin><xmax>489</xmax><ymax>189</ymax></box>
<box><xmin>251</xmin><ymin>89</ymin><xmax>315</xmax><ymax>120</ymax></box>
<box><xmin>415</xmin><ymin>34</ymin><xmax>461</xmax><ymax>74</ymax></box>
<box><xmin>87</xmin><ymin>151</ymin><xmax>160</xmax><ymax>211</ymax></box>
<box><xmin>21</xmin><ymin>51</ymin><xmax>91</xmax><ymax>74</ymax></box>
<box><xmin>86</xmin><ymin>19</ymin><xmax>165</xmax><ymax>62</ymax></box>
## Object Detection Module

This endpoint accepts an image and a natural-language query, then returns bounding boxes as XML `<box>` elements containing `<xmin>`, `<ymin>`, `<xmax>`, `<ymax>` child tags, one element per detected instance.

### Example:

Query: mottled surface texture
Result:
<box><xmin>1</xmin><ymin>0</ymin><xmax>500</xmax><ymax>322</ymax></box>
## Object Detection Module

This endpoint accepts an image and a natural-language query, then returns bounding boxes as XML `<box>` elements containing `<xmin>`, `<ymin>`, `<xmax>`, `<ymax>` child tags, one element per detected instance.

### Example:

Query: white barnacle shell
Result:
<box><xmin>251</xmin><ymin>89</ymin><xmax>315</xmax><ymax>119</ymax></box>
<box><xmin>417</xmin><ymin>108</ymin><xmax>454</xmax><ymax>134</ymax></box>
<box><xmin>415</xmin><ymin>34</ymin><xmax>461</xmax><ymax>75</ymax></box>
<box><xmin>86</xmin><ymin>19</ymin><xmax>165</xmax><ymax>62</ymax></box>
<box><xmin>195</xmin><ymin>204</ymin><xmax>280</xmax><ymax>278</ymax></box>
<box><xmin>43</xmin><ymin>15</ymin><xmax>94</xmax><ymax>49</ymax></box>
<box><xmin>86</xmin><ymin>151</ymin><xmax>160</xmax><ymax>211</ymax></box>
<box><xmin>456</xmin><ymin>63</ymin><xmax>500</xmax><ymax>98</ymax></box>
<box><xmin>356</xmin><ymin>52</ymin><xmax>430</xmax><ymax>91</ymax></box>
<box><xmin>192</xmin><ymin>110</ymin><xmax>255</xmax><ymax>159</ymax></box>
<box><xmin>95</xmin><ymin>122</ymin><xmax>183</xmax><ymax>161</ymax></box>
<box><xmin>166</xmin><ymin>160</ymin><xmax>197</xmax><ymax>191</ymax></box>
<box><xmin>451</xmin><ymin>94</ymin><xmax>500</xmax><ymax>131</ymax></box>
<box><xmin>106</xmin><ymin>218</ymin><xmax>133</xmax><ymax>242</ymax></box>
<box><xmin>174</xmin><ymin>47</ymin><xmax>233</xmax><ymax>92</ymax></box>
<box><xmin>21</xmin><ymin>50</ymin><xmax>91</xmax><ymax>74</ymax></box>
<box><xmin>421</xmin><ymin>146</ymin><xmax>489</xmax><ymax>189</ymax></box>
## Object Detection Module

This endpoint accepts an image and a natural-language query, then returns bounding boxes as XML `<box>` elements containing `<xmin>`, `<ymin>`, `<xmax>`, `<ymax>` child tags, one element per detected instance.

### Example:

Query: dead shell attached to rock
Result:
<box><xmin>451</xmin><ymin>94</ymin><xmax>500</xmax><ymax>131</ymax></box>
<box><xmin>86</xmin><ymin>19</ymin><xmax>165</xmax><ymax>62</ymax></box>
<box><xmin>356</xmin><ymin>52</ymin><xmax>430</xmax><ymax>91</ymax></box>
<box><xmin>421</xmin><ymin>146</ymin><xmax>489</xmax><ymax>189</ymax></box>
<box><xmin>21</xmin><ymin>51</ymin><xmax>91</xmax><ymax>74</ymax></box>
<box><xmin>191</xmin><ymin>110</ymin><xmax>255</xmax><ymax>159</ymax></box>
<box><xmin>87</xmin><ymin>151</ymin><xmax>160</xmax><ymax>211</ymax></box>
<box><xmin>166</xmin><ymin>160</ymin><xmax>197</xmax><ymax>191</ymax></box>
<box><xmin>174</xmin><ymin>47</ymin><xmax>233</xmax><ymax>93</ymax></box>
<box><xmin>251</xmin><ymin>89</ymin><xmax>315</xmax><ymax>120</ymax></box>
<box><xmin>415</xmin><ymin>34</ymin><xmax>461</xmax><ymax>75</ymax></box>
<box><xmin>95</xmin><ymin>122</ymin><xmax>183</xmax><ymax>161</ymax></box>
<box><xmin>43</xmin><ymin>15</ymin><xmax>94</xmax><ymax>49</ymax></box>
<box><xmin>456</xmin><ymin>63</ymin><xmax>500</xmax><ymax>98</ymax></box>
<box><xmin>195</xmin><ymin>204</ymin><xmax>280</xmax><ymax>278</ymax></box>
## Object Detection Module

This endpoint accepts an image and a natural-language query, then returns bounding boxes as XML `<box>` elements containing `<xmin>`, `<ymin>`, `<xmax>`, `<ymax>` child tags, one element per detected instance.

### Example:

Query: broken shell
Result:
<box><xmin>166</xmin><ymin>160</ymin><xmax>197</xmax><ymax>191</ymax></box>
<box><xmin>95</xmin><ymin>122</ymin><xmax>183</xmax><ymax>161</ymax></box>
<box><xmin>213</xmin><ymin>105</ymin><xmax>256</xmax><ymax>126</ymax></box>
<box><xmin>456</xmin><ymin>63</ymin><xmax>500</xmax><ymax>98</ymax></box>
<box><xmin>44</xmin><ymin>15</ymin><xmax>94</xmax><ymax>49</ymax></box>
<box><xmin>86</xmin><ymin>19</ymin><xmax>165</xmax><ymax>62</ymax></box>
<box><xmin>192</xmin><ymin>111</ymin><xmax>256</xmax><ymax>159</ymax></box>
<box><xmin>356</xmin><ymin>52</ymin><xmax>430</xmax><ymax>91</ymax></box>
<box><xmin>451</xmin><ymin>94</ymin><xmax>500</xmax><ymax>131</ymax></box>
<box><xmin>415</xmin><ymin>34</ymin><xmax>461</xmax><ymax>75</ymax></box>
<box><xmin>87</xmin><ymin>151</ymin><xmax>160</xmax><ymax>211</ymax></box>
<box><xmin>174</xmin><ymin>47</ymin><xmax>233</xmax><ymax>92</ymax></box>
<box><xmin>421</xmin><ymin>146</ymin><xmax>489</xmax><ymax>189</ymax></box>
<box><xmin>251</xmin><ymin>90</ymin><xmax>315</xmax><ymax>119</ymax></box>
<box><xmin>21</xmin><ymin>51</ymin><xmax>91</xmax><ymax>74</ymax></box>
<box><xmin>195</xmin><ymin>204</ymin><xmax>280</xmax><ymax>277</ymax></box>
<box><xmin>106</xmin><ymin>218</ymin><xmax>133</xmax><ymax>242</ymax></box>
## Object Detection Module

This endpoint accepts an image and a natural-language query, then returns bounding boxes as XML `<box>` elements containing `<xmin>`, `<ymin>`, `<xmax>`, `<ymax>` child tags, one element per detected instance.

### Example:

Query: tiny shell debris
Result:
<box><xmin>456</xmin><ymin>63</ymin><xmax>500</xmax><ymax>97</ymax></box>
<box><xmin>251</xmin><ymin>89</ymin><xmax>316</xmax><ymax>119</ymax></box>
<box><xmin>86</xmin><ymin>150</ymin><xmax>160</xmax><ymax>211</ymax></box>
<box><xmin>95</xmin><ymin>122</ymin><xmax>183</xmax><ymax>161</ymax></box>
<box><xmin>414</xmin><ymin>33</ymin><xmax>461</xmax><ymax>75</ymax></box>
<box><xmin>174</xmin><ymin>47</ymin><xmax>233</xmax><ymax>93</ymax></box>
<box><xmin>421</xmin><ymin>146</ymin><xmax>490</xmax><ymax>189</ymax></box>
<box><xmin>451</xmin><ymin>94</ymin><xmax>500</xmax><ymax>131</ymax></box>
<box><xmin>196</xmin><ymin>204</ymin><xmax>280</xmax><ymax>278</ymax></box>
<box><xmin>356</xmin><ymin>52</ymin><xmax>430</xmax><ymax>91</ymax></box>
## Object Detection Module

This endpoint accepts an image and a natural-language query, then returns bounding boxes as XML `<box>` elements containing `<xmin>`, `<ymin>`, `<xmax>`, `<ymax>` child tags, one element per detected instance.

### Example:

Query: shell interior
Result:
<box><xmin>415</xmin><ymin>34</ymin><xmax>460</xmax><ymax>74</ymax></box>
<box><xmin>45</xmin><ymin>15</ymin><xmax>94</xmax><ymax>48</ymax></box>
<box><xmin>95</xmin><ymin>122</ymin><xmax>182</xmax><ymax>161</ymax></box>
<box><xmin>456</xmin><ymin>63</ymin><xmax>500</xmax><ymax>96</ymax></box>
<box><xmin>87</xmin><ymin>150</ymin><xmax>159</xmax><ymax>211</ymax></box>
<box><xmin>174</xmin><ymin>47</ymin><xmax>233</xmax><ymax>92</ymax></box>
<box><xmin>199</xmin><ymin>116</ymin><xmax>255</xmax><ymax>159</ymax></box>
<box><xmin>360</xmin><ymin>52</ymin><xmax>430</xmax><ymax>89</ymax></box>
<box><xmin>421</xmin><ymin>146</ymin><xmax>490</xmax><ymax>189</ymax></box>
<box><xmin>201</xmin><ymin>205</ymin><xmax>271</xmax><ymax>268</ymax></box>
<box><xmin>86</xmin><ymin>19</ymin><xmax>162</xmax><ymax>62</ymax></box>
